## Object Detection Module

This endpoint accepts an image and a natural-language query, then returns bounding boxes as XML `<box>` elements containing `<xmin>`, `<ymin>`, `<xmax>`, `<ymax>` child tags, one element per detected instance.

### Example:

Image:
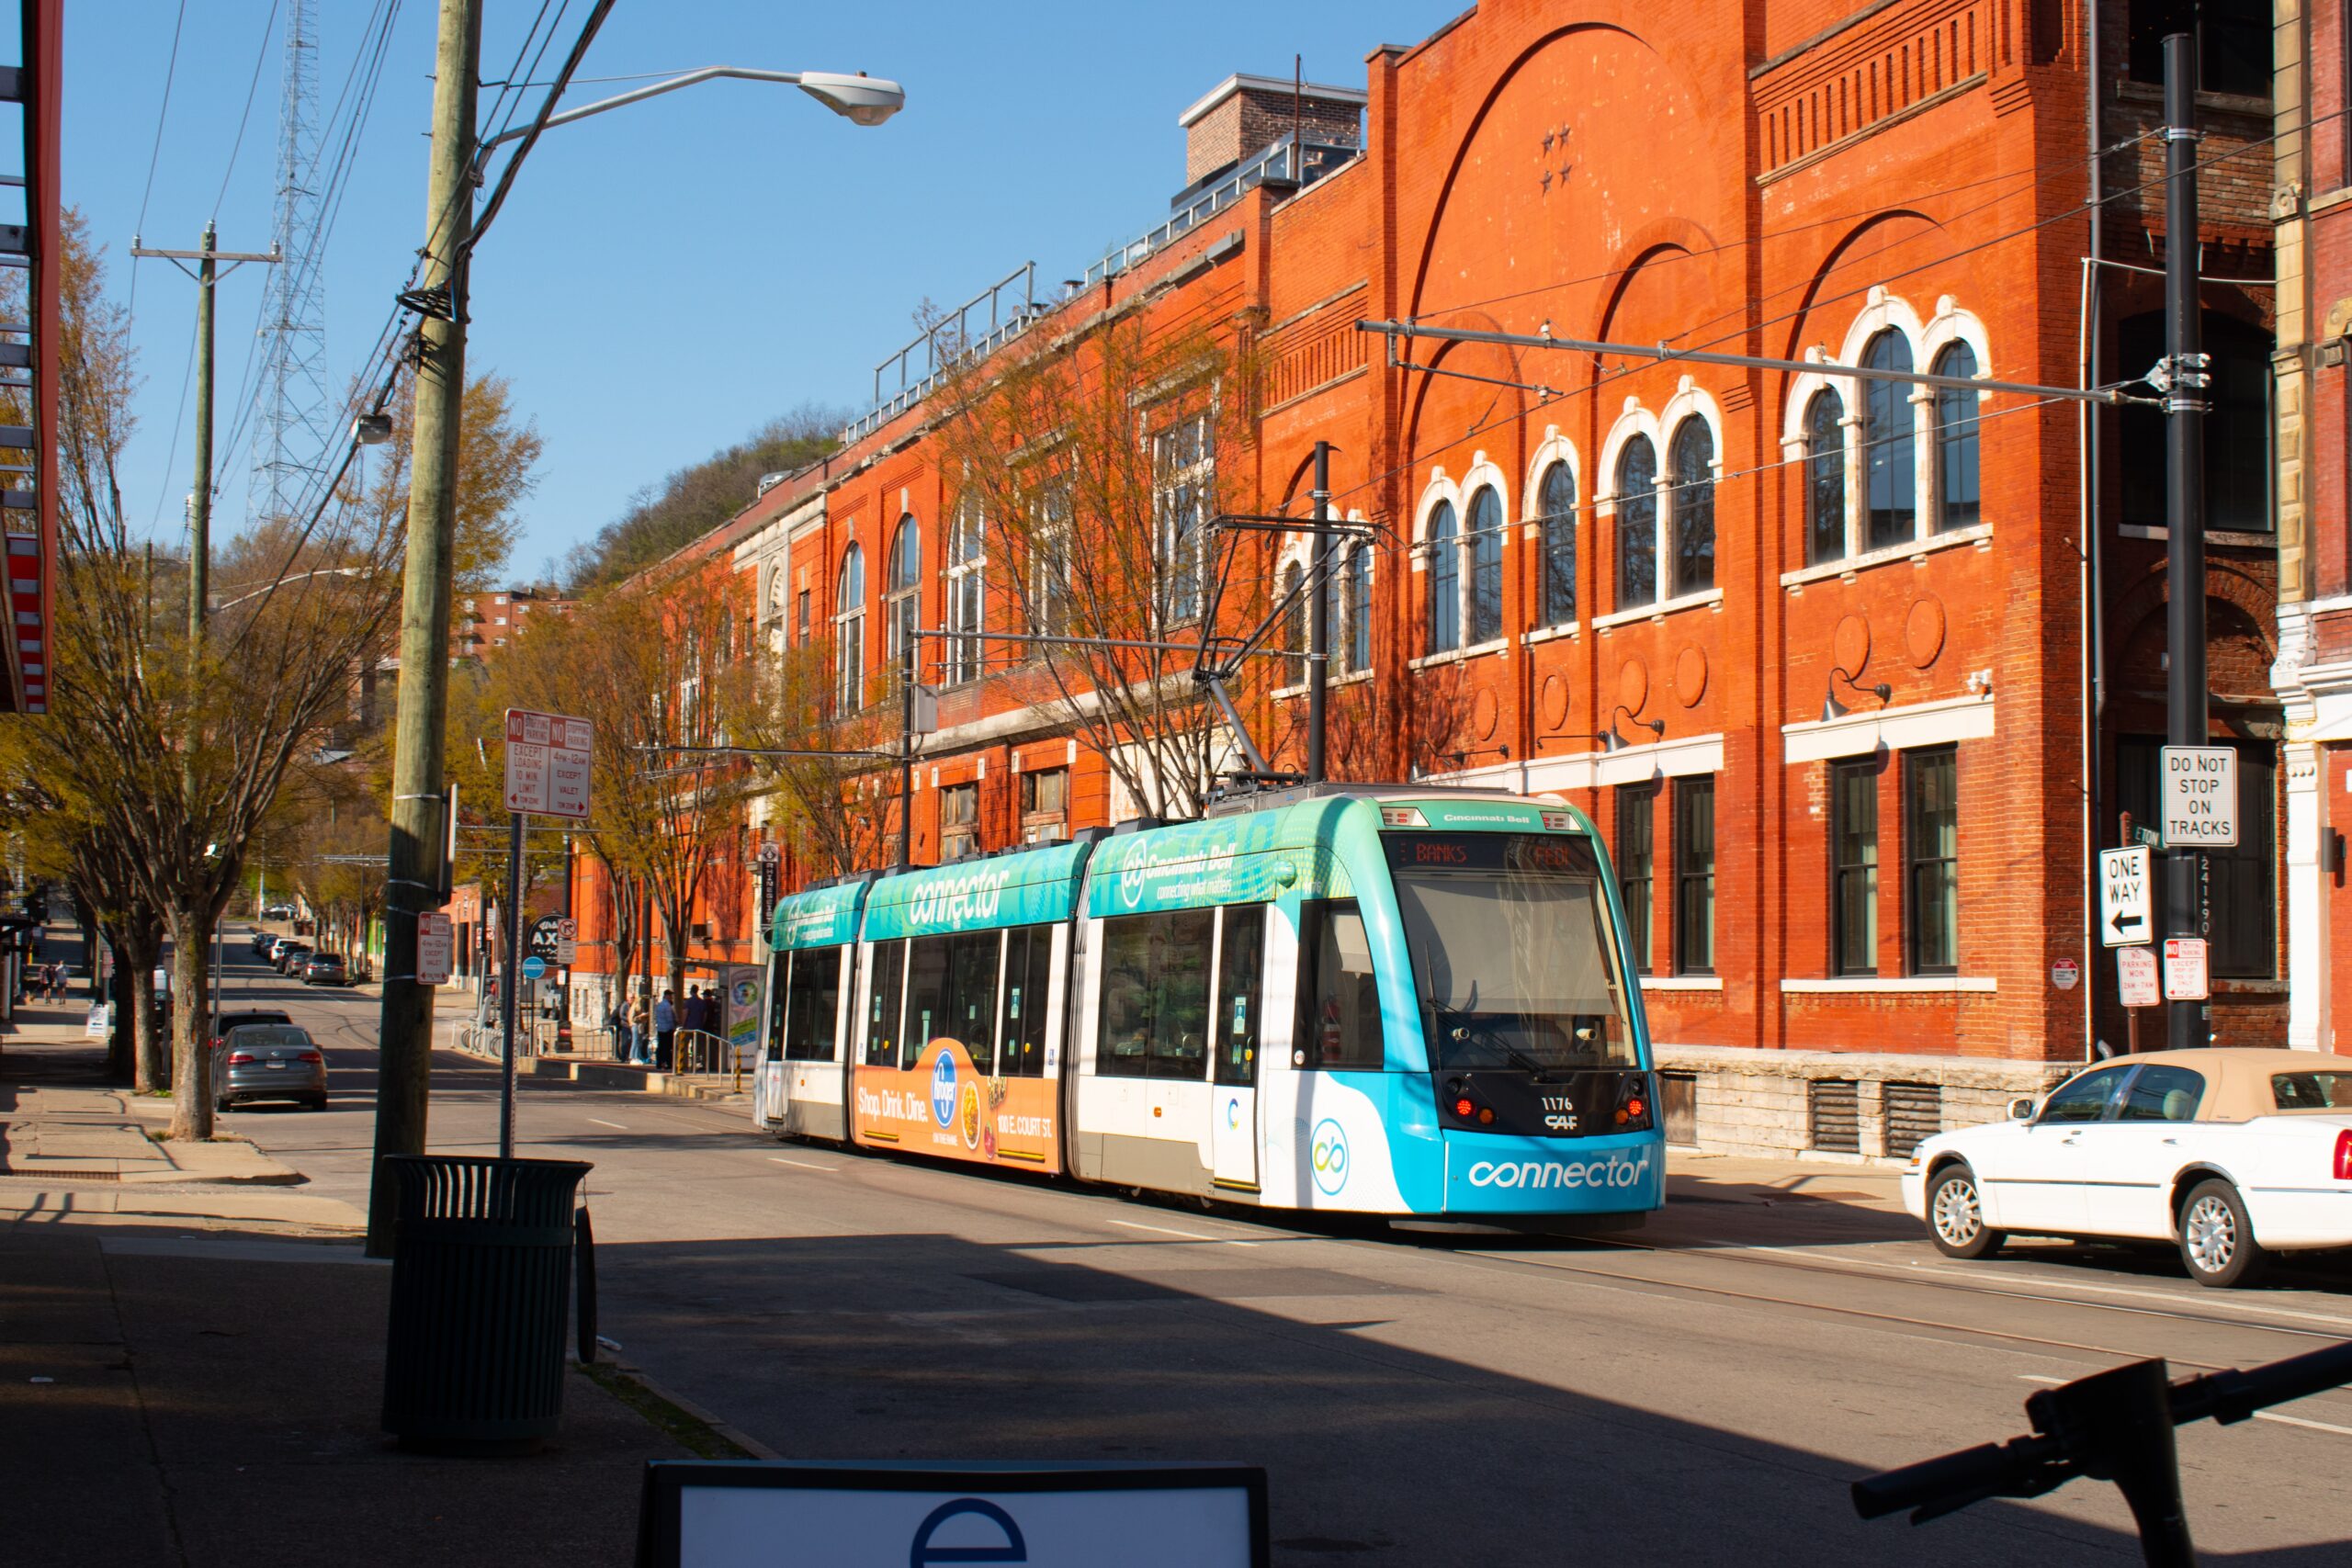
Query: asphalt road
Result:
<box><xmin>219</xmin><ymin>934</ymin><xmax>2352</xmax><ymax>1564</ymax></box>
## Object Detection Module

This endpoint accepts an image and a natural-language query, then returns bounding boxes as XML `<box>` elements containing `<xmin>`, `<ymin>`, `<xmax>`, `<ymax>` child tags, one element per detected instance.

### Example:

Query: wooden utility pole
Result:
<box><xmin>368</xmin><ymin>0</ymin><xmax>481</xmax><ymax>1256</ymax></box>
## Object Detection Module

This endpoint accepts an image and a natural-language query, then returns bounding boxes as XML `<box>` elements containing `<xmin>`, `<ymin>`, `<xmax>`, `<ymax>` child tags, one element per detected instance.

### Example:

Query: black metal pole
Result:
<box><xmin>1307</xmin><ymin>440</ymin><xmax>1332</xmax><ymax>784</ymax></box>
<box><xmin>499</xmin><ymin>811</ymin><xmax>523</xmax><ymax>1158</ymax></box>
<box><xmin>899</xmin><ymin>626</ymin><xmax>916</xmax><ymax>867</ymax></box>
<box><xmin>2162</xmin><ymin>32</ymin><xmax>2209</xmax><ymax>1053</ymax></box>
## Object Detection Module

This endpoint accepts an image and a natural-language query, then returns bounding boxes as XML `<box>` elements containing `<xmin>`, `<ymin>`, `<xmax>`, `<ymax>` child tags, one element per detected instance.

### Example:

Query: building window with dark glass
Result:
<box><xmin>1863</xmin><ymin>331</ymin><xmax>1917</xmax><ymax>549</ymax></box>
<box><xmin>1537</xmin><ymin>459</ymin><xmax>1577</xmax><ymax>627</ymax></box>
<box><xmin>939</xmin><ymin>783</ymin><xmax>978</xmax><ymax>863</ymax></box>
<box><xmin>1425</xmin><ymin>500</ymin><xmax>1460</xmax><ymax>654</ymax></box>
<box><xmin>1673</xmin><ymin>776</ymin><xmax>1716</xmax><ymax>976</ymax></box>
<box><xmin>1615</xmin><ymin>783</ymin><xmax>1657</xmax><ymax>974</ymax></box>
<box><xmin>1932</xmin><ymin>343</ymin><xmax>1981</xmax><ymax>531</ymax></box>
<box><xmin>1615</xmin><ymin>435</ymin><xmax>1658</xmax><ymax>609</ymax></box>
<box><xmin>1831</xmin><ymin>758</ymin><xmax>1879</xmax><ymax>976</ymax></box>
<box><xmin>1467</xmin><ymin>485</ymin><xmax>1505</xmax><ymax>645</ymax></box>
<box><xmin>1344</xmin><ymin>544</ymin><xmax>1373</xmax><ymax>672</ymax></box>
<box><xmin>1905</xmin><ymin>748</ymin><xmax>1959</xmax><ymax>974</ymax></box>
<box><xmin>1667</xmin><ymin>418</ymin><xmax>1715</xmax><ymax>596</ymax></box>
<box><xmin>2126</xmin><ymin>1</ymin><xmax>2271</xmax><ymax>99</ymax></box>
<box><xmin>1805</xmin><ymin>389</ymin><xmax>1847</xmax><ymax>564</ymax></box>
<box><xmin>885</xmin><ymin>517</ymin><xmax>921</xmax><ymax>686</ymax></box>
<box><xmin>2117</xmin><ymin>310</ymin><xmax>2272</xmax><ymax>534</ymax></box>
<box><xmin>833</xmin><ymin>544</ymin><xmax>865</xmax><ymax>712</ymax></box>
<box><xmin>1281</xmin><ymin>560</ymin><xmax>1307</xmax><ymax>685</ymax></box>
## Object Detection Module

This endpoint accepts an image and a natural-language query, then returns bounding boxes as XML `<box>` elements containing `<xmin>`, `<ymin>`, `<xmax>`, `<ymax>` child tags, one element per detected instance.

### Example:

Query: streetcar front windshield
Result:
<box><xmin>1386</xmin><ymin>833</ymin><xmax>1637</xmax><ymax>1072</ymax></box>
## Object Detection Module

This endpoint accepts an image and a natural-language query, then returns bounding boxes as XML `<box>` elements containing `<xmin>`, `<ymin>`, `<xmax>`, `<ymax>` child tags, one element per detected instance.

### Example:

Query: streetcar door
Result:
<box><xmin>1212</xmin><ymin>905</ymin><xmax>1266</xmax><ymax>1190</ymax></box>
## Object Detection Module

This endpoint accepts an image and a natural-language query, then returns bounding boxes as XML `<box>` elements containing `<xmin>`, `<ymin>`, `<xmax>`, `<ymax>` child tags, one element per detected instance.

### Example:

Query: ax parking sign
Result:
<box><xmin>2160</xmin><ymin>746</ymin><xmax>2237</xmax><ymax>849</ymax></box>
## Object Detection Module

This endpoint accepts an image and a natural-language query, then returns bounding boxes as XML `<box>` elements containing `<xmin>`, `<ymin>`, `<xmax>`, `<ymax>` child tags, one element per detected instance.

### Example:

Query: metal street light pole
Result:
<box><xmin>363</xmin><ymin>10</ymin><xmax>905</xmax><ymax>1254</ymax></box>
<box><xmin>2161</xmin><ymin>33</ymin><xmax>2211</xmax><ymax>1053</ymax></box>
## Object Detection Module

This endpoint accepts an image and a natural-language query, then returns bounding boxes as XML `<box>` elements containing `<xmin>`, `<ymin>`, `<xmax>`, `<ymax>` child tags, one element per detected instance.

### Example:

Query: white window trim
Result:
<box><xmin>1780</xmin><ymin>976</ymin><xmax>1997</xmax><ymax>994</ymax></box>
<box><xmin>1457</xmin><ymin>454</ymin><xmax>1511</xmax><ymax>649</ymax></box>
<box><xmin>1440</xmin><ymin>730</ymin><xmax>1725</xmax><ymax>795</ymax></box>
<box><xmin>1657</xmin><ymin>378</ymin><xmax>1725</xmax><ymax>601</ymax></box>
<box><xmin>1412</xmin><ymin>468</ymin><xmax>1466</xmax><ymax>654</ymax></box>
<box><xmin>1781</xmin><ymin>691</ymin><xmax>1995</xmax><ymax>764</ymax></box>
<box><xmin>1640</xmin><ymin>975</ymin><xmax>1724</xmax><ymax>992</ymax></box>
<box><xmin>944</xmin><ymin>503</ymin><xmax>986</xmax><ymax>685</ymax></box>
<box><xmin>1521</xmin><ymin>621</ymin><xmax>1581</xmax><ymax>648</ymax></box>
<box><xmin>1598</xmin><ymin>399</ymin><xmax>1671</xmax><ymax>615</ymax></box>
<box><xmin>1780</xmin><ymin>520</ymin><xmax>1991</xmax><ymax>589</ymax></box>
<box><xmin>1590</xmin><ymin>585</ymin><xmax>1724</xmax><ymax>632</ymax></box>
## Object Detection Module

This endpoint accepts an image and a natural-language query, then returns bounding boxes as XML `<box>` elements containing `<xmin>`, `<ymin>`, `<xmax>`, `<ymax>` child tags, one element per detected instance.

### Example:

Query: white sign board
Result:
<box><xmin>2161</xmin><ymin>746</ymin><xmax>2237</xmax><ymax>848</ymax></box>
<box><xmin>554</xmin><ymin>917</ymin><xmax>577</xmax><ymax>965</ymax></box>
<box><xmin>2117</xmin><ymin>945</ymin><xmax>2161</xmax><ymax>1008</ymax></box>
<box><xmin>417</xmin><ymin>912</ymin><xmax>453</xmax><ymax>987</ymax></box>
<box><xmin>2050</xmin><ymin>958</ymin><xmax>2079</xmax><ymax>991</ymax></box>
<box><xmin>2163</xmin><ymin>936</ymin><xmax>2211</xmax><ymax>1002</ymax></box>
<box><xmin>503</xmin><ymin>707</ymin><xmax>593</xmax><ymax>820</ymax></box>
<box><xmin>2098</xmin><ymin>845</ymin><xmax>2154</xmax><ymax>947</ymax></box>
<box><xmin>640</xmin><ymin>1462</ymin><xmax>1265</xmax><ymax>1568</ymax></box>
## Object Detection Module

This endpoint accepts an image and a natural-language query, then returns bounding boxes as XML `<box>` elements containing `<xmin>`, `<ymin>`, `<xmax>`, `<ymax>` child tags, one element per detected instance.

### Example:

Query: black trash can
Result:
<box><xmin>382</xmin><ymin>1154</ymin><xmax>592</xmax><ymax>1453</ymax></box>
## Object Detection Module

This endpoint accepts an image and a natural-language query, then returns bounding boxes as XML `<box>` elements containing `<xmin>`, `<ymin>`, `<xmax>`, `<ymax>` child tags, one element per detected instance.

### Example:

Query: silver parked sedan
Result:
<box><xmin>213</xmin><ymin>1024</ymin><xmax>327</xmax><ymax>1111</ymax></box>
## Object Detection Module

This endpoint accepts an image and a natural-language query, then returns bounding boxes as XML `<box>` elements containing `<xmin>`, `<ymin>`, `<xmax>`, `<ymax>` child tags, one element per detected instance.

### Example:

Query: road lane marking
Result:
<box><xmin>2019</xmin><ymin>1375</ymin><xmax>2352</xmax><ymax>1436</ymax></box>
<box><xmin>587</xmin><ymin>1118</ymin><xmax>628</xmax><ymax>1131</ymax></box>
<box><xmin>769</xmin><ymin>1156</ymin><xmax>836</xmax><ymax>1171</ymax></box>
<box><xmin>1108</xmin><ymin>1218</ymin><xmax>1259</xmax><ymax>1246</ymax></box>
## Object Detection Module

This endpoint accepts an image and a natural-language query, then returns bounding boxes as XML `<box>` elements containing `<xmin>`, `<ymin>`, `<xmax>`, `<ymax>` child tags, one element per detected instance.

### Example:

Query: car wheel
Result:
<box><xmin>307</xmin><ymin>1095</ymin><xmax>328</xmax><ymax>1111</ymax></box>
<box><xmin>2179</xmin><ymin>1179</ymin><xmax>2267</xmax><ymax>1288</ymax></box>
<box><xmin>1926</xmin><ymin>1164</ymin><xmax>2004</xmax><ymax>1260</ymax></box>
<box><xmin>215</xmin><ymin>1098</ymin><xmax>232</xmax><ymax>1113</ymax></box>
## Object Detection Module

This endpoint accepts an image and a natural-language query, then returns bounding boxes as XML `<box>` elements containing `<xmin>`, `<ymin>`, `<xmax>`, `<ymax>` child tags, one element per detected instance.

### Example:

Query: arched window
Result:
<box><xmin>885</xmin><ymin>516</ymin><xmax>921</xmax><ymax>680</ymax></box>
<box><xmin>1615</xmin><ymin>436</ymin><xmax>1658</xmax><ymax>609</ymax></box>
<box><xmin>1863</xmin><ymin>330</ymin><xmax>1917</xmax><ymax>549</ymax></box>
<box><xmin>1932</xmin><ymin>343</ymin><xmax>1981</xmax><ymax>532</ymax></box>
<box><xmin>1281</xmin><ymin>560</ymin><xmax>1307</xmax><ymax>686</ymax></box>
<box><xmin>834</xmin><ymin>544</ymin><xmax>865</xmax><ymax>711</ymax></box>
<box><xmin>1467</xmin><ymin>486</ymin><xmax>1504</xmax><ymax>645</ymax></box>
<box><xmin>1154</xmin><ymin>412</ymin><xmax>1212</xmax><ymax>621</ymax></box>
<box><xmin>1668</xmin><ymin>419</ymin><xmax>1714</xmax><ymax>597</ymax></box>
<box><xmin>1538</xmin><ymin>460</ymin><xmax>1576</xmax><ymax>626</ymax></box>
<box><xmin>1344</xmin><ymin>543</ymin><xmax>1372</xmax><ymax>672</ymax></box>
<box><xmin>1426</xmin><ymin>500</ymin><xmax>1460</xmax><ymax>654</ymax></box>
<box><xmin>1805</xmin><ymin>389</ymin><xmax>1847</xmax><ymax>564</ymax></box>
<box><xmin>945</xmin><ymin>502</ymin><xmax>986</xmax><ymax>683</ymax></box>
<box><xmin>1030</xmin><ymin>479</ymin><xmax>1071</xmax><ymax>638</ymax></box>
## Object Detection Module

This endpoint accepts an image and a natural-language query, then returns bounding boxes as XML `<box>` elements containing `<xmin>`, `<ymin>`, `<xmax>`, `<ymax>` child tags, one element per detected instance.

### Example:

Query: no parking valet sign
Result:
<box><xmin>637</xmin><ymin>1461</ymin><xmax>1267</xmax><ymax>1568</ymax></box>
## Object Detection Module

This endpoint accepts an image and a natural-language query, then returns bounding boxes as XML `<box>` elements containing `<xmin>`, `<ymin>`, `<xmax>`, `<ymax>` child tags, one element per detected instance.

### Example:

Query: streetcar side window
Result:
<box><xmin>999</xmin><ymin>925</ymin><xmax>1053</xmax><ymax>1078</ymax></box>
<box><xmin>864</xmin><ymin>941</ymin><xmax>905</xmax><ymax>1067</ymax></box>
<box><xmin>1295</xmin><ymin>899</ymin><xmax>1385</xmax><ymax>1070</ymax></box>
<box><xmin>784</xmin><ymin>946</ymin><xmax>842</xmax><ymax>1062</ymax></box>
<box><xmin>953</xmin><ymin>932</ymin><xmax>1000</xmax><ymax>1074</ymax></box>
<box><xmin>1214</xmin><ymin>905</ymin><xmax>1264</xmax><ymax>1087</ymax></box>
<box><xmin>1097</xmin><ymin>910</ymin><xmax>1215</xmax><ymax>1080</ymax></box>
<box><xmin>764</xmin><ymin>953</ymin><xmax>789</xmax><ymax>1061</ymax></box>
<box><xmin>906</xmin><ymin>936</ymin><xmax>951</xmax><ymax>1063</ymax></box>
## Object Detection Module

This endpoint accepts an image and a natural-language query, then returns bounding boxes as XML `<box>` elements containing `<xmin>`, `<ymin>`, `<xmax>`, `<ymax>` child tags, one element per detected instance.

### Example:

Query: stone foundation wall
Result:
<box><xmin>1653</xmin><ymin>1044</ymin><xmax>2082</xmax><ymax>1163</ymax></box>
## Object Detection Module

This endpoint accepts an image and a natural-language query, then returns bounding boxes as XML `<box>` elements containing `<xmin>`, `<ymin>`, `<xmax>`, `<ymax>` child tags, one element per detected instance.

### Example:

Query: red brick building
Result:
<box><xmin>568</xmin><ymin>1</ymin><xmax>2294</xmax><ymax>1156</ymax></box>
<box><xmin>2272</xmin><ymin>0</ymin><xmax>2352</xmax><ymax>1052</ymax></box>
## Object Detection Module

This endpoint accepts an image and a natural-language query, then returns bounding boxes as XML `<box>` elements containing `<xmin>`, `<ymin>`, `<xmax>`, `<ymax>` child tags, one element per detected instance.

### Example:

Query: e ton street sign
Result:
<box><xmin>2160</xmin><ymin>745</ymin><xmax>2237</xmax><ymax>849</ymax></box>
<box><xmin>2098</xmin><ymin>845</ymin><xmax>2153</xmax><ymax>947</ymax></box>
<box><xmin>503</xmin><ymin>708</ymin><xmax>593</xmax><ymax>820</ymax></box>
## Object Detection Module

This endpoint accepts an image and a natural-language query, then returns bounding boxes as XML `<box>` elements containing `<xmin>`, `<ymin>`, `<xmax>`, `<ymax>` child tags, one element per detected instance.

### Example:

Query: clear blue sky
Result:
<box><xmin>71</xmin><ymin>1</ymin><xmax>1453</xmax><ymax>581</ymax></box>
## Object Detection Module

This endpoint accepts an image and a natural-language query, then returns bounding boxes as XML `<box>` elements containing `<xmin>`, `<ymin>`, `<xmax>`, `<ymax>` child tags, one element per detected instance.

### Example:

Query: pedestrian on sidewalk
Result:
<box><xmin>652</xmin><ymin>988</ymin><xmax>677</xmax><ymax>1073</ymax></box>
<box><xmin>628</xmin><ymin>991</ymin><xmax>650</xmax><ymax>1065</ymax></box>
<box><xmin>606</xmin><ymin>998</ymin><xmax>629</xmax><ymax>1062</ymax></box>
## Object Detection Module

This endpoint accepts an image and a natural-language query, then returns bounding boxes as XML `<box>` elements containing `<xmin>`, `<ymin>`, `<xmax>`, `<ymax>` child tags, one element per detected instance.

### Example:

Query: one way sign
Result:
<box><xmin>2099</xmin><ymin>845</ymin><xmax>2154</xmax><ymax>948</ymax></box>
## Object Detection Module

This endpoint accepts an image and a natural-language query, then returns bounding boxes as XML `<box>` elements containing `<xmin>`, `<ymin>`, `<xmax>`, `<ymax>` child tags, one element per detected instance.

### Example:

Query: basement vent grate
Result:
<box><xmin>1808</xmin><ymin>1078</ymin><xmax>1861</xmax><ymax>1155</ymax></box>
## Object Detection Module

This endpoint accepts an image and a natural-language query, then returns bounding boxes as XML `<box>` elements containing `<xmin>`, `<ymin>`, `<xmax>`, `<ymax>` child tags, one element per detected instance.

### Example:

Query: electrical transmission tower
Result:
<box><xmin>250</xmin><ymin>0</ymin><xmax>330</xmax><ymax>525</ymax></box>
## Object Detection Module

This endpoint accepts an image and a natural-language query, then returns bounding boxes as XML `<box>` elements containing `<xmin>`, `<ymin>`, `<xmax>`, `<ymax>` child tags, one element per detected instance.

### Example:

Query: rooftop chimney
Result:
<box><xmin>1177</xmin><ymin>73</ymin><xmax>1365</xmax><ymax>188</ymax></box>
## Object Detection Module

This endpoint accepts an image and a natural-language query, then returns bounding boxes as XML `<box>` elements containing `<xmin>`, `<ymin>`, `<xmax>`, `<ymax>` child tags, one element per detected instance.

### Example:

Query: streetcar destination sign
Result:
<box><xmin>2160</xmin><ymin>745</ymin><xmax>2237</xmax><ymax>848</ymax></box>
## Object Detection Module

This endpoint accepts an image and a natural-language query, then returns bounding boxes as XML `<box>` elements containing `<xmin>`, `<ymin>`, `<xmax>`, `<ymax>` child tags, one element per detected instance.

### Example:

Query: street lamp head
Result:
<box><xmin>797</xmin><ymin>71</ymin><xmax>905</xmax><ymax>126</ymax></box>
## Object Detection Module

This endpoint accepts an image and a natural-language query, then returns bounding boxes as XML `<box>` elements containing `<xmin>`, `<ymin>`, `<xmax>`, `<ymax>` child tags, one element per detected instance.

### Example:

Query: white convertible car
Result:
<box><xmin>1901</xmin><ymin>1048</ymin><xmax>2352</xmax><ymax>1287</ymax></box>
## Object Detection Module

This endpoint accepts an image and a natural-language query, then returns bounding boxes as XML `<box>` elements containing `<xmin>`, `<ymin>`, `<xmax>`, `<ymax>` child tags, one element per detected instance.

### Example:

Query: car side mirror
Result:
<box><xmin>2009</xmin><ymin>1097</ymin><xmax>2038</xmax><ymax>1122</ymax></box>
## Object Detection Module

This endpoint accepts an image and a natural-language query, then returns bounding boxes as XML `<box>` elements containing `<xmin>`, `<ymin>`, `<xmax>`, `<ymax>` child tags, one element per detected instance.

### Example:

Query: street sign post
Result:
<box><xmin>2162</xmin><ymin>937</ymin><xmax>2211</xmax><ymax>1004</ymax></box>
<box><xmin>2160</xmin><ymin>745</ymin><xmax>2237</xmax><ymax>849</ymax></box>
<box><xmin>416</xmin><ymin>912</ymin><xmax>452</xmax><ymax>987</ymax></box>
<box><xmin>500</xmin><ymin>708</ymin><xmax>594</xmax><ymax>1160</ymax></box>
<box><xmin>2098</xmin><ymin>846</ymin><xmax>2154</xmax><ymax>948</ymax></box>
<box><xmin>554</xmin><ymin>916</ymin><xmax>577</xmax><ymax>965</ymax></box>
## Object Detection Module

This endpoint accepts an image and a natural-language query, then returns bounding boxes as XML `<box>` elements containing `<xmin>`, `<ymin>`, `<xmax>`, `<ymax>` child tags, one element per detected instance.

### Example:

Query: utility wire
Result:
<box><xmin>127</xmin><ymin>0</ymin><xmax>189</xmax><ymax>321</ymax></box>
<box><xmin>212</xmin><ymin>0</ymin><xmax>284</xmax><ymax>220</ymax></box>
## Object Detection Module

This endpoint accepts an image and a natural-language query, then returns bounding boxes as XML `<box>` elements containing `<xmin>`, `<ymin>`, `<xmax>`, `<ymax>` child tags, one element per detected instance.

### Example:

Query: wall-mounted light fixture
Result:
<box><xmin>1821</xmin><ymin>666</ymin><xmax>1893</xmax><ymax>723</ymax></box>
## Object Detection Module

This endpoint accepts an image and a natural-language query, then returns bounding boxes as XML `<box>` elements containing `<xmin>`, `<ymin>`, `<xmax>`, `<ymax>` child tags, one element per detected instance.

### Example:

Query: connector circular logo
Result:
<box><xmin>1309</xmin><ymin>1118</ymin><xmax>1349</xmax><ymax>1194</ymax></box>
<box><xmin>930</xmin><ymin>1051</ymin><xmax>958</xmax><ymax>1128</ymax></box>
<box><xmin>1225</xmin><ymin>1097</ymin><xmax>1241</xmax><ymax>1131</ymax></box>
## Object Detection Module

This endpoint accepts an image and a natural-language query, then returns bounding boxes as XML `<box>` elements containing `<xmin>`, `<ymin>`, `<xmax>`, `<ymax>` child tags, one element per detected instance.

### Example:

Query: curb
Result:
<box><xmin>594</xmin><ymin>1358</ymin><xmax>777</xmax><ymax>1461</ymax></box>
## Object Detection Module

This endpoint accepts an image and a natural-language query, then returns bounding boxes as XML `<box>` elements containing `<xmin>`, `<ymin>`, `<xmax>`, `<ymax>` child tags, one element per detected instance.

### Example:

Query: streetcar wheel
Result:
<box><xmin>1925</xmin><ymin>1165</ymin><xmax>2002</xmax><ymax>1260</ymax></box>
<box><xmin>2178</xmin><ymin>1179</ymin><xmax>2267</xmax><ymax>1289</ymax></box>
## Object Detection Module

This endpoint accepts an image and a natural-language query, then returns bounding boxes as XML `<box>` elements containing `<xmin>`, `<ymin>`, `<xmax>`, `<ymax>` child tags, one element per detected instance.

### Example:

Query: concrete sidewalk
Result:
<box><xmin>0</xmin><ymin>985</ymin><xmax>730</xmax><ymax>1568</ymax></box>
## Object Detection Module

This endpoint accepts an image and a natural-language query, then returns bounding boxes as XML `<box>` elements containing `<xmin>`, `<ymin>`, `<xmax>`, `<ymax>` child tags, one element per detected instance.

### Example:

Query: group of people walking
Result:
<box><xmin>607</xmin><ymin>981</ymin><xmax>723</xmax><ymax>1072</ymax></box>
<box><xmin>29</xmin><ymin>960</ymin><xmax>63</xmax><ymax>1002</ymax></box>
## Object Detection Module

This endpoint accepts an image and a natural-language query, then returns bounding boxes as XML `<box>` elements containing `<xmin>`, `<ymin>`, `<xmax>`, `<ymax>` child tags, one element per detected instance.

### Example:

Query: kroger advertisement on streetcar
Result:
<box><xmin>753</xmin><ymin>786</ymin><xmax>1663</xmax><ymax>1224</ymax></box>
